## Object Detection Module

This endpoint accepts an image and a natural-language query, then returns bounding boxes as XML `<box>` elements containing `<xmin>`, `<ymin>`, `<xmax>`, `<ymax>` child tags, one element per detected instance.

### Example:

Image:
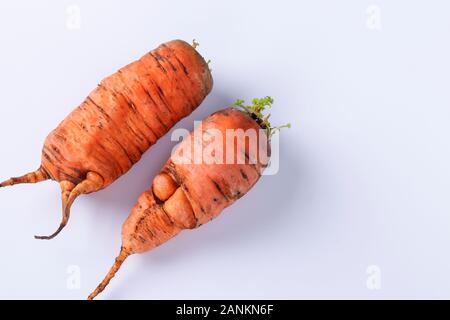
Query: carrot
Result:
<box><xmin>88</xmin><ymin>97</ymin><xmax>289</xmax><ymax>300</ymax></box>
<box><xmin>0</xmin><ymin>39</ymin><xmax>213</xmax><ymax>240</ymax></box>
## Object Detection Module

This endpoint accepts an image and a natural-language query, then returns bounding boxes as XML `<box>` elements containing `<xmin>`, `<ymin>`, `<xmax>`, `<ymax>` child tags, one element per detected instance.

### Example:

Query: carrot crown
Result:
<box><xmin>192</xmin><ymin>39</ymin><xmax>212</xmax><ymax>71</ymax></box>
<box><xmin>234</xmin><ymin>97</ymin><xmax>291</xmax><ymax>138</ymax></box>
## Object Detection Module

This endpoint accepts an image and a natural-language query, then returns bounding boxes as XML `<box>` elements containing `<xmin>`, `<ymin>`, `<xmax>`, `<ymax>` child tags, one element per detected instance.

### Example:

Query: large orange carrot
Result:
<box><xmin>88</xmin><ymin>97</ymin><xmax>287</xmax><ymax>300</ymax></box>
<box><xmin>0</xmin><ymin>39</ymin><xmax>213</xmax><ymax>239</ymax></box>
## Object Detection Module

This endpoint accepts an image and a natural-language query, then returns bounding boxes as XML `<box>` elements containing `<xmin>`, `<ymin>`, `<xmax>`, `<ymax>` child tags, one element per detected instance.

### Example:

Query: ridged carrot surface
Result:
<box><xmin>0</xmin><ymin>39</ymin><xmax>213</xmax><ymax>239</ymax></box>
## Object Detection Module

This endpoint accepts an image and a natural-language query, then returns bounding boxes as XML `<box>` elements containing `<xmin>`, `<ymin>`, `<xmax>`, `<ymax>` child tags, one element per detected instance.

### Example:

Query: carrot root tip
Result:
<box><xmin>0</xmin><ymin>168</ymin><xmax>49</xmax><ymax>188</ymax></box>
<box><xmin>34</xmin><ymin>223</ymin><xmax>66</xmax><ymax>240</ymax></box>
<box><xmin>88</xmin><ymin>247</ymin><xmax>131</xmax><ymax>300</ymax></box>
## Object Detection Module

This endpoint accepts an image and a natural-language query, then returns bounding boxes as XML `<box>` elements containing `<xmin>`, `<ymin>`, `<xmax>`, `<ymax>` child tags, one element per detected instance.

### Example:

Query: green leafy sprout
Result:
<box><xmin>234</xmin><ymin>97</ymin><xmax>291</xmax><ymax>138</ymax></box>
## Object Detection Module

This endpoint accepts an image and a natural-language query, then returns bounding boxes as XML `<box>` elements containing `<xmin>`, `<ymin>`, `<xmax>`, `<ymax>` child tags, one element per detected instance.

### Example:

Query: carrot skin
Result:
<box><xmin>163</xmin><ymin>187</ymin><xmax>197</xmax><ymax>229</ymax></box>
<box><xmin>122</xmin><ymin>188</ymin><xmax>182</xmax><ymax>254</ymax></box>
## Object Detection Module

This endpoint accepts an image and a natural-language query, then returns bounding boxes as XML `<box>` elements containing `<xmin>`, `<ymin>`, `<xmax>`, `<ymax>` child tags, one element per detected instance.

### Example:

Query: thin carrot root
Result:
<box><xmin>35</xmin><ymin>172</ymin><xmax>103</xmax><ymax>240</ymax></box>
<box><xmin>0</xmin><ymin>168</ymin><xmax>48</xmax><ymax>188</ymax></box>
<box><xmin>88</xmin><ymin>247</ymin><xmax>131</xmax><ymax>300</ymax></box>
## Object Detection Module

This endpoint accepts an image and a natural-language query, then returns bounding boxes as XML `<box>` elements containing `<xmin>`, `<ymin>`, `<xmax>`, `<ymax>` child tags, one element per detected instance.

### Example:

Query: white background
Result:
<box><xmin>0</xmin><ymin>0</ymin><xmax>449</xmax><ymax>300</ymax></box>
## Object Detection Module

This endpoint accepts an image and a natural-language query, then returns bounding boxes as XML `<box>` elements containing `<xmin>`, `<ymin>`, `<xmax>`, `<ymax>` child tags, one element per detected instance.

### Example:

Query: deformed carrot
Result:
<box><xmin>0</xmin><ymin>39</ymin><xmax>213</xmax><ymax>239</ymax></box>
<box><xmin>88</xmin><ymin>97</ymin><xmax>289</xmax><ymax>300</ymax></box>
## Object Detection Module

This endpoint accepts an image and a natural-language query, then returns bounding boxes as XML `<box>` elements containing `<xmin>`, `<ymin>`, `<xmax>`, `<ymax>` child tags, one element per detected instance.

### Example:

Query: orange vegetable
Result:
<box><xmin>0</xmin><ymin>39</ymin><xmax>213</xmax><ymax>239</ymax></box>
<box><xmin>88</xmin><ymin>105</ymin><xmax>275</xmax><ymax>300</ymax></box>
